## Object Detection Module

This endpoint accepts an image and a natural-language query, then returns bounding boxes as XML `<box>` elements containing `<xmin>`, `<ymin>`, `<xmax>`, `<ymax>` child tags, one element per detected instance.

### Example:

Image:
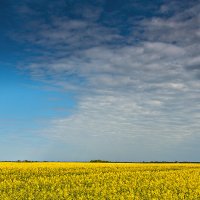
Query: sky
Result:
<box><xmin>0</xmin><ymin>0</ymin><xmax>200</xmax><ymax>162</ymax></box>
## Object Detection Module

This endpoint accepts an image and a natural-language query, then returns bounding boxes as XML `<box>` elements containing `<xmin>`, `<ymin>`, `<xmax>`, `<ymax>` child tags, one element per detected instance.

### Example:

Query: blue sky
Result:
<box><xmin>0</xmin><ymin>0</ymin><xmax>200</xmax><ymax>161</ymax></box>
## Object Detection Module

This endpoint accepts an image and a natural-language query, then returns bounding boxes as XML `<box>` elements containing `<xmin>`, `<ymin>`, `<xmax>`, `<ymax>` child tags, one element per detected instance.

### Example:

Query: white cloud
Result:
<box><xmin>13</xmin><ymin>0</ymin><xmax>200</xmax><ymax>160</ymax></box>
<box><xmin>41</xmin><ymin>93</ymin><xmax>199</xmax><ymax>155</ymax></box>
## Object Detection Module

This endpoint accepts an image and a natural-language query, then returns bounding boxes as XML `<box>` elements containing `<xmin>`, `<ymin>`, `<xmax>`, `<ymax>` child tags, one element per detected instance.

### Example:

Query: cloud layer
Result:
<box><xmin>10</xmin><ymin>0</ymin><xmax>200</xmax><ymax>160</ymax></box>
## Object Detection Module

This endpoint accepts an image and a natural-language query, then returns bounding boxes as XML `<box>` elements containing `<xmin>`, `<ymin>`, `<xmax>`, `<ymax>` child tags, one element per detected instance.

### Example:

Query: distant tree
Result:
<box><xmin>90</xmin><ymin>160</ymin><xmax>110</xmax><ymax>163</ymax></box>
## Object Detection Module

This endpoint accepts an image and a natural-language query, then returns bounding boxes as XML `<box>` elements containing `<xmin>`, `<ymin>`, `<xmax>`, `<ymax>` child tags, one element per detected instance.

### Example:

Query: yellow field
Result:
<box><xmin>0</xmin><ymin>162</ymin><xmax>200</xmax><ymax>199</ymax></box>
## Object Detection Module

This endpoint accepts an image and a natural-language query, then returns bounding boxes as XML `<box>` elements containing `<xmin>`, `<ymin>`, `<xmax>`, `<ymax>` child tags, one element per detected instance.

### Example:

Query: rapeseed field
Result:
<box><xmin>0</xmin><ymin>162</ymin><xmax>199</xmax><ymax>199</ymax></box>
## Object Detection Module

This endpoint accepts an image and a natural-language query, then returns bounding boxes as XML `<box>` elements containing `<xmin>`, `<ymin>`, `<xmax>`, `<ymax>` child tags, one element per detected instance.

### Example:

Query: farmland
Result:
<box><xmin>0</xmin><ymin>162</ymin><xmax>200</xmax><ymax>199</ymax></box>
